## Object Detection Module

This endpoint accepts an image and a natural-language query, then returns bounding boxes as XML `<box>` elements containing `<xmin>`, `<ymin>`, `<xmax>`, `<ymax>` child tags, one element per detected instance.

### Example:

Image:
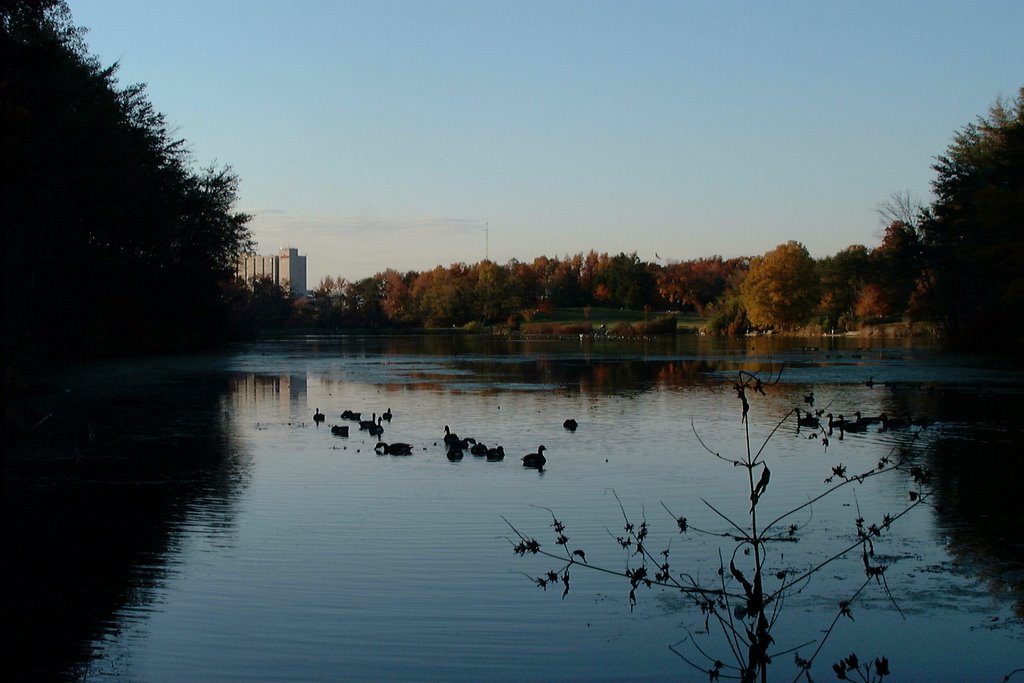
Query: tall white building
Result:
<box><xmin>279</xmin><ymin>248</ymin><xmax>307</xmax><ymax>295</ymax></box>
<box><xmin>237</xmin><ymin>247</ymin><xmax>307</xmax><ymax>295</ymax></box>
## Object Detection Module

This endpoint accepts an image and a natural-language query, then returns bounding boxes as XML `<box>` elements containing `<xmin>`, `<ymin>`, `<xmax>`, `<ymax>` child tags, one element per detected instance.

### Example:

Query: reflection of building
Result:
<box><xmin>237</xmin><ymin>247</ymin><xmax>307</xmax><ymax>295</ymax></box>
<box><xmin>230</xmin><ymin>373</ymin><xmax>308</xmax><ymax>419</ymax></box>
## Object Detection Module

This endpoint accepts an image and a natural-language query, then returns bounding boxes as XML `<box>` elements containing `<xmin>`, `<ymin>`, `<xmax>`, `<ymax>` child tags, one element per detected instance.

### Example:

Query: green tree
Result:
<box><xmin>816</xmin><ymin>245</ymin><xmax>870</xmax><ymax>329</ymax></box>
<box><xmin>344</xmin><ymin>276</ymin><xmax>387</xmax><ymax>326</ymax></box>
<box><xmin>741</xmin><ymin>241</ymin><xmax>820</xmax><ymax>329</ymax></box>
<box><xmin>470</xmin><ymin>260</ymin><xmax>518</xmax><ymax>323</ymax></box>
<box><xmin>594</xmin><ymin>252</ymin><xmax>654</xmax><ymax>309</ymax></box>
<box><xmin>871</xmin><ymin>220</ymin><xmax>923</xmax><ymax>318</ymax></box>
<box><xmin>918</xmin><ymin>87</ymin><xmax>1024</xmax><ymax>347</ymax></box>
<box><xmin>225</xmin><ymin>276</ymin><xmax>294</xmax><ymax>331</ymax></box>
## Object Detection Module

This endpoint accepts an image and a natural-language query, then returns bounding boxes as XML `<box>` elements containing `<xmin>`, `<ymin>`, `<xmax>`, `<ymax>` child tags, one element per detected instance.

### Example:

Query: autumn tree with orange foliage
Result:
<box><xmin>741</xmin><ymin>241</ymin><xmax>820</xmax><ymax>329</ymax></box>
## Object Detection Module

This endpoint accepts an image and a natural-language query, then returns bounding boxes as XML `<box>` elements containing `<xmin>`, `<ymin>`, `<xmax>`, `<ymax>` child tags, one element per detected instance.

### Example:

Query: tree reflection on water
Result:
<box><xmin>2</xmin><ymin>372</ymin><xmax>249</xmax><ymax>681</ymax></box>
<box><xmin>928</xmin><ymin>420</ymin><xmax>1024</xmax><ymax>617</ymax></box>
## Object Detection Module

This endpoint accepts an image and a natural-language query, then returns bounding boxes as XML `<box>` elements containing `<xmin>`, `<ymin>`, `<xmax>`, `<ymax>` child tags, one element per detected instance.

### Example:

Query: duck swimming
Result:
<box><xmin>442</xmin><ymin>426</ymin><xmax>475</xmax><ymax>450</ymax></box>
<box><xmin>443</xmin><ymin>425</ymin><xmax>460</xmax><ymax>446</ymax></box>
<box><xmin>521</xmin><ymin>445</ymin><xmax>547</xmax><ymax>469</ymax></box>
<box><xmin>563</xmin><ymin>419</ymin><xmax>578</xmax><ymax>431</ymax></box>
<box><xmin>796</xmin><ymin>408</ymin><xmax>819</xmax><ymax>429</ymax></box>
<box><xmin>375</xmin><ymin>442</ymin><xmax>412</xmax><ymax>455</ymax></box>
<box><xmin>331</xmin><ymin>424</ymin><xmax>349</xmax><ymax>436</ymax></box>
<box><xmin>313</xmin><ymin>409</ymin><xmax>326</xmax><ymax>423</ymax></box>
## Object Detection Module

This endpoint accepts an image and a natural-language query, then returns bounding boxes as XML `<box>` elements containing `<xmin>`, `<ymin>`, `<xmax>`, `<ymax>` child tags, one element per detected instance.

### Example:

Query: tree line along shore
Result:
<box><xmin>4</xmin><ymin>1</ymin><xmax>1021</xmax><ymax>393</ymax></box>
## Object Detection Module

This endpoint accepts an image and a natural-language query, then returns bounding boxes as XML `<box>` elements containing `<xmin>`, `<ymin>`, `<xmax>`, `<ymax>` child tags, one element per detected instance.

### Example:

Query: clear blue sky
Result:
<box><xmin>71</xmin><ymin>0</ymin><xmax>1023</xmax><ymax>284</ymax></box>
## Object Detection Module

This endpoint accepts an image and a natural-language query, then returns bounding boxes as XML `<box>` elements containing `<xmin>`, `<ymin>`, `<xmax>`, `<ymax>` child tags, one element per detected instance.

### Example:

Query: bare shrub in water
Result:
<box><xmin>504</xmin><ymin>369</ymin><xmax>933</xmax><ymax>682</ymax></box>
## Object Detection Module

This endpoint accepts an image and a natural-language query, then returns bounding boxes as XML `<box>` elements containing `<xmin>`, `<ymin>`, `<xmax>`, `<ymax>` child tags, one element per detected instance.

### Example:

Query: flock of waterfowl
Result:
<box><xmin>311</xmin><ymin>407</ymin><xmax>578</xmax><ymax>470</ymax></box>
<box><xmin>311</xmin><ymin>380</ymin><xmax>926</xmax><ymax>469</ymax></box>
<box><xmin>797</xmin><ymin>388</ymin><xmax>930</xmax><ymax>439</ymax></box>
<box><xmin>795</xmin><ymin>407</ymin><xmax>929</xmax><ymax>434</ymax></box>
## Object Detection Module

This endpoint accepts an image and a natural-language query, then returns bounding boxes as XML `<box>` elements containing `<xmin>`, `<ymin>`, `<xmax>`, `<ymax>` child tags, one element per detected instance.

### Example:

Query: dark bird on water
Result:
<box><xmin>485</xmin><ymin>446</ymin><xmax>505</xmax><ymax>461</ymax></box>
<box><xmin>841</xmin><ymin>412</ymin><xmax>869</xmax><ymax>433</ymax></box>
<box><xmin>796</xmin><ymin>408</ymin><xmax>819</xmax><ymax>429</ymax></box>
<box><xmin>375</xmin><ymin>442</ymin><xmax>412</xmax><ymax>455</ymax></box>
<box><xmin>331</xmin><ymin>424</ymin><xmax>349</xmax><ymax>436</ymax></box>
<box><xmin>879</xmin><ymin>413</ymin><xmax>910</xmax><ymax>430</ymax></box>
<box><xmin>522</xmin><ymin>445</ymin><xmax>547</xmax><ymax>469</ymax></box>
<box><xmin>443</xmin><ymin>425</ymin><xmax>460</xmax><ymax>446</ymax></box>
<box><xmin>443</xmin><ymin>426</ymin><xmax>475</xmax><ymax>450</ymax></box>
<box><xmin>313</xmin><ymin>409</ymin><xmax>326</xmax><ymax>423</ymax></box>
<box><xmin>563</xmin><ymin>419</ymin><xmax>578</xmax><ymax>431</ymax></box>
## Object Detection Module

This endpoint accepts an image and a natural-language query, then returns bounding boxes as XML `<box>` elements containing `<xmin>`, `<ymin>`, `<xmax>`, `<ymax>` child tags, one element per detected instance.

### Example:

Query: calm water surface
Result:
<box><xmin>5</xmin><ymin>334</ymin><xmax>1023</xmax><ymax>681</ymax></box>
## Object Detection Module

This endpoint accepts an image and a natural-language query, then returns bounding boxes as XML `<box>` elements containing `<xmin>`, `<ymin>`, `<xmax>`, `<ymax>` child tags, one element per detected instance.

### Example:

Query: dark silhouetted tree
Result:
<box><xmin>817</xmin><ymin>245</ymin><xmax>870</xmax><ymax>329</ymax></box>
<box><xmin>2</xmin><ymin>0</ymin><xmax>252</xmax><ymax>391</ymax></box>
<box><xmin>918</xmin><ymin>87</ymin><xmax>1024</xmax><ymax>348</ymax></box>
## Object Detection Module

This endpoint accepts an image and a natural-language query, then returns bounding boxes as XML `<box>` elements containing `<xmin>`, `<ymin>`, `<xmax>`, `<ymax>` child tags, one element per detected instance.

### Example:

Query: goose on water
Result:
<box><xmin>341</xmin><ymin>410</ymin><xmax>361</xmax><ymax>421</ymax></box>
<box><xmin>331</xmin><ymin>424</ymin><xmax>349</xmax><ymax>436</ymax></box>
<box><xmin>879</xmin><ymin>413</ymin><xmax>910</xmax><ymax>430</ymax></box>
<box><xmin>827</xmin><ymin>413</ymin><xmax>867</xmax><ymax>433</ymax></box>
<box><xmin>470</xmin><ymin>442</ymin><xmax>488</xmax><ymax>456</ymax></box>
<box><xmin>485</xmin><ymin>446</ymin><xmax>505</xmax><ymax>461</ymax></box>
<box><xmin>842</xmin><ymin>412</ymin><xmax>870</xmax><ymax>432</ymax></box>
<box><xmin>443</xmin><ymin>426</ymin><xmax>475</xmax><ymax>450</ymax></box>
<box><xmin>359</xmin><ymin>413</ymin><xmax>378</xmax><ymax>430</ymax></box>
<box><xmin>563</xmin><ymin>419</ymin><xmax>578</xmax><ymax>431</ymax></box>
<box><xmin>522</xmin><ymin>445</ymin><xmax>547</xmax><ymax>469</ymax></box>
<box><xmin>381</xmin><ymin>408</ymin><xmax>393</xmax><ymax>421</ymax></box>
<box><xmin>367</xmin><ymin>417</ymin><xmax>385</xmax><ymax>437</ymax></box>
<box><xmin>796</xmin><ymin>408</ymin><xmax>819</xmax><ymax>429</ymax></box>
<box><xmin>313</xmin><ymin>408</ymin><xmax>326</xmax><ymax>423</ymax></box>
<box><xmin>375</xmin><ymin>442</ymin><xmax>412</xmax><ymax>455</ymax></box>
<box><xmin>826</xmin><ymin>413</ymin><xmax>844</xmax><ymax>433</ymax></box>
<box><xmin>443</xmin><ymin>425</ymin><xmax>460</xmax><ymax>446</ymax></box>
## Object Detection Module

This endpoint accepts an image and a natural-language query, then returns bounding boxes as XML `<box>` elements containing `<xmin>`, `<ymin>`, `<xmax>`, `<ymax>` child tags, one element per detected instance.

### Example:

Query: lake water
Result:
<box><xmin>5</xmin><ymin>334</ymin><xmax>1023</xmax><ymax>682</ymax></box>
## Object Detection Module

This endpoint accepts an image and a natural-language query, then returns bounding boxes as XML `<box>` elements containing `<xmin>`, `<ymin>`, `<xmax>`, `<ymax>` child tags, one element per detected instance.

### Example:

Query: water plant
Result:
<box><xmin>504</xmin><ymin>369</ymin><xmax>935</xmax><ymax>682</ymax></box>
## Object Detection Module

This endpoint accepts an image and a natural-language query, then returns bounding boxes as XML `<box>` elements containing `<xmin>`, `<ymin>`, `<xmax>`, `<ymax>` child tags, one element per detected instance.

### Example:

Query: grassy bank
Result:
<box><xmin>522</xmin><ymin>307</ymin><xmax>704</xmax><ymax>335</ymax></box>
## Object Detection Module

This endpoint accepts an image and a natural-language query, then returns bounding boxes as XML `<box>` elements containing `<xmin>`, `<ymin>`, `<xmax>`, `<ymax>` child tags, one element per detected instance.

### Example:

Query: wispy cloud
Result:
<box><xmin>246</xmin><ymin>210</ymin><xmax>485</xmax><ymax>239</ymax></box>
<box><xmin>242</xmin><ymin>210</ymin><xmax>491</xmax><ymax>280</ymax></box>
